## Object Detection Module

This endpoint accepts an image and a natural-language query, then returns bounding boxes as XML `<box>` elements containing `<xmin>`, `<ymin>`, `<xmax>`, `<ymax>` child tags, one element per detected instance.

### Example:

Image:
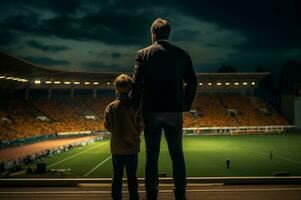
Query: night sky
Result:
<box><xmin>0</xmin><ymin>0</ymin><xmax>300</xmax><ymax>75</ymax></box>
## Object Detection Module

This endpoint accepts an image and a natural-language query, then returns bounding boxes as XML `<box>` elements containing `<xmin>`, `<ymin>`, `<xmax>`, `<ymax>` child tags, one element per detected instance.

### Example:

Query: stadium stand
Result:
<box><xmin>0</xmin><ymin>94</ymin><xmax>288</xmax><ymax>141</ymax></box>
<box><xmin>184</xmin><ymin>95</ymin><xmax>288</xmax><ymax>128</ymax></box>
<box><xmin>0</xmin><ymin>52</ymin><xmax>289</xmax><ymax>141</ymax></box>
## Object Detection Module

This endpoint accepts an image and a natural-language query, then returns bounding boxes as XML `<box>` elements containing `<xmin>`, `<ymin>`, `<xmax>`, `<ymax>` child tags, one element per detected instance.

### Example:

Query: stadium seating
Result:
<box><xmin>186</xmin><ymin>95</ymin><xmax>288</xmax><ymax>127</ymax></box>
<box><xmin>0</xmin><ymin>94</ymin><xmax>288</xmax><ymax>141</ymax></box>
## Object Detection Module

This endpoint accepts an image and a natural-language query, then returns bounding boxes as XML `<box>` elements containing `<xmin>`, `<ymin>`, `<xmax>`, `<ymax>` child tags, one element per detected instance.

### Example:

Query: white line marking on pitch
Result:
<box><xmin>84</xmin><ymin>155</ymin><xmax>112</xmax><ymax>177</ymax></box>
<box><xmin>1</xmin><ymin>187</ymin><xmax>301</xmax><ymax>194</ymax></box>
<box><xmin>231</xmin><ymin>145</ymin><xmax>301</xmax><ymax>166</ymax></box>
<box><xmin>273</xmin><ymin>155</ymin><xmax>301</xmax><ymax>165</ymax></box>
<box><xmin>49</xmin><ymin>142</ymin><xmax>108</xmax><ymax>168</ymax></box>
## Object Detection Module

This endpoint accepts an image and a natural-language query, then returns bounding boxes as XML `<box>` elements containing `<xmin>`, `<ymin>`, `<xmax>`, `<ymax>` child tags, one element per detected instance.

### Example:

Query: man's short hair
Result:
<box><xmin>114</xmin><ymin>74</ymin><xmax>133</xmax><ymax>94</ymax></box>
<box><xmin>151</xmin><ymin>18</ymin><xmax>171</xmax><ymax>40</ymax></box>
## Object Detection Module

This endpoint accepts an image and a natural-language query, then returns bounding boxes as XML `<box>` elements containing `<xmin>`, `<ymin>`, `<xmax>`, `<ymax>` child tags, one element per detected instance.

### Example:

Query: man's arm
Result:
<box><xmin>183</xmin><ymin>51</ymin><xmax>197</xmax><ymax>111</ymax></box>
<box><xmin>104</xmin><ymin>105</ymin><xmax>112</xmax><ymax>132</ymax></box>
<box><xmin>136</xmin><ymin>112</ymin><xmax>144</xmax><ymax>135</ymax></box>
<box><xmin>132</xmin><ymin>51</ymin><xmax>144</xmax><ymax>111</ymax></box>
<box><xmin>135</xmin><ymin>107</ymin><xmax>144</xmax><ymax>134</ymax></box>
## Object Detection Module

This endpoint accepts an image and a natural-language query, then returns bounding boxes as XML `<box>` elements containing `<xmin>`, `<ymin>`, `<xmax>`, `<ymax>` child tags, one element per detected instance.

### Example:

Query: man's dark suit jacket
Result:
<box><xmin>132</xmin><ymin>40</ymin><xmax>197</xmax><ymax>112</ymax></box>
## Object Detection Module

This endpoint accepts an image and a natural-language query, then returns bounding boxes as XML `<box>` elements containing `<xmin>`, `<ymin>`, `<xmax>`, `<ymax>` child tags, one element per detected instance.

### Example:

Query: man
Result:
<box><xmin>132</xmin><ymin>18</ymin><xmax>197</xmax><ymax>200</ymax></box>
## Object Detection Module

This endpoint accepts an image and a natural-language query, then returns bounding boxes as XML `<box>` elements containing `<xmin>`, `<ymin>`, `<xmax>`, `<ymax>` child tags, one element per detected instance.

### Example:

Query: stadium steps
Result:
<box><xmin>1</xmin><ymin>177</ymin><xmax>301</xmax><ymax>187</ymax></box>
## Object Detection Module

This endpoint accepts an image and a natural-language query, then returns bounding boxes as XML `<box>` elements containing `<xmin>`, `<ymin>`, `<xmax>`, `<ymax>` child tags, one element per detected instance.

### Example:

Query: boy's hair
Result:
<box><xmin>151</xmin><ymin>18</ymin><xmax>171</xmax><ymax>40</ymax></box>
<box><xmin>114</xmin><ymin>74</ymin><xmax>133</xmax><ymax>94</ymax></box>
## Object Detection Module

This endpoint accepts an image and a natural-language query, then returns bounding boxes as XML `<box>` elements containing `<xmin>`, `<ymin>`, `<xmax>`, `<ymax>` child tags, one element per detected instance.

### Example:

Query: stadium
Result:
<box><xmin>0</xmin><ymin>51</ymin><xmax>301</xmax><ymax>199</ymax></box>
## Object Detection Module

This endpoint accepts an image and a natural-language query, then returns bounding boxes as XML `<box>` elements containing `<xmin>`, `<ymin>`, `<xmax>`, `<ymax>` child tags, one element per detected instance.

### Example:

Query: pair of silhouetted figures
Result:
<box><xmin>104</xmin><ymin>18</ymin><xmax>197</xmax><ymax>200</ymax></box>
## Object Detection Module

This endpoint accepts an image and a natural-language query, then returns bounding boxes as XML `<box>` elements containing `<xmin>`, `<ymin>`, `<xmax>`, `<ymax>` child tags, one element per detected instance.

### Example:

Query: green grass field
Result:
<box><xmin>34</xmin><ymin>134</ymin><xmax>301</xmax><ymax>178</ymax></box>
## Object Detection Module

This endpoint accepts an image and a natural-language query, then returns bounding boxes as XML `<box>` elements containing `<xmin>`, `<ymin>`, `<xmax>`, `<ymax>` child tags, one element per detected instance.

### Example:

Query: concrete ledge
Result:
<box><xmin>1</xmin><ymin>176</ymin><xmax>301</xmax><ymax>187</ymax></box>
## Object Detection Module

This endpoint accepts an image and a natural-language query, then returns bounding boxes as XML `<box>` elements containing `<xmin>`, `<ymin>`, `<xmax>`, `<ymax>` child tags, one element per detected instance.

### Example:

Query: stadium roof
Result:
<box><xmin>0</xmin><ymin>52</ymin><xmax>269</xmax><ymax>90</ymax></box>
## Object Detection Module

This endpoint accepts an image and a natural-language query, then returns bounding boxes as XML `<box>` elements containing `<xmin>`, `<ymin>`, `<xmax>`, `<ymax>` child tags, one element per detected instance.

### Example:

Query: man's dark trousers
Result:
<box><xmin>144</xmin><ymin>112</ymin><xmax>186</xmax><ymax>200</ymax></box>
<box><xmin>112</xmin><ymin>154</ymin><xmax>139</xmax><ymax>200</ymax></box>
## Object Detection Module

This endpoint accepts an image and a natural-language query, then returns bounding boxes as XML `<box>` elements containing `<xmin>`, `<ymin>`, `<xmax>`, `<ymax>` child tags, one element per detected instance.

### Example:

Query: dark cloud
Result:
<box><xmin>46</xmin><ymin>0</ymin><xmax>80</xmax><ymax>14</ymax></box>
<box><xmin>203</xmin><ymin>43</ymin><xmax>223</xmax><ymax>48</ymax></box>
<box><xmin>1</xmin><ymin>0</ymin><xmax>300</xmax><ymax>49</ymax></box>
<box><xmin>111</xmin><ymin>52</ymin><xmax>121</xmax><ymax>58</ymax></box>
<box><xmin>171</xmin><ymin>29</ymin><xmax>200</xmax><ymax>41</ymax></box>
<box><xmin>0</xmin><ymin>30</ymin><xmax>17</xmax><ymax>46</ymax></box>
<box><xmin>23</xmin><ymin>56</ymin><xmax>71</xmax><ymax>66</ymax></box>
<box><xmin>1</xmin><ymin>11</ymin><xmax>39</xmax><ymax>33</ymax></box>
<box><xmin>0</xmin><ymin>11</ymin><xmax>152</xmax><ymax>45</ymax></box>
<box><xmin>177</xmin><ymin>0</ymin><xmax>301</xmax><ymax>50</ymax></box>
<box><xmin>0</xmin><ymin>0</ymin><xmax>81</xmax><ymax>15</ymax></box>
<box><xmin>26</xmin><ymin>40</ymin><xmax>70</xmax><ymax>53</ymax></box>
<box><xmin>0</xmin><ymin>0</ymin><xmax>300</xmax><ymax>74</ymax></box>
<box><xmin>83</xmin><ymin>61</ymin><xmax>129</xmax><ymax>72</ymax></box>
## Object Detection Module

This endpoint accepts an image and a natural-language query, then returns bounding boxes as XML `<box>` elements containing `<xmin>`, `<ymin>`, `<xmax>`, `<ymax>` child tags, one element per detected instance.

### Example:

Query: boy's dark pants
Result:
<box><xmin>144</xmin><ymin>112</ymin><xmax>186</xmax><ymax>200</ymax></box>
<box><xmin>112</xmin><ymin>154</ymin><xmax>139</xmax><ymax>200</ymax></box>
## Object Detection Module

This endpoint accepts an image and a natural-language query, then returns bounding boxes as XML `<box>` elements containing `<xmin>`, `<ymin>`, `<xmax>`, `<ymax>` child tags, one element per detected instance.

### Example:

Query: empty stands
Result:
<box><xmin>0</xmin><ymin>93</ymin><xmax>288</xmax><ymax>141</ymax></box>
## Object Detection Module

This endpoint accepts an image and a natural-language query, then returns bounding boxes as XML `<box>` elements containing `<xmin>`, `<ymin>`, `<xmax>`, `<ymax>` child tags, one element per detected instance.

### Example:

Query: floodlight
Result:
<box><xmin>234</xmin><ymin>82</ymin><xmax>239</xmax><ymax>85</ymax></box>
<box><xmin>217</xmin><ymin>82</ymin><xmax>222</xmax><ymax>86</ymax></box>
<box><xmin>93</xmin><ymin>82</ymin><xmax>99</xmax><ymax>85</ymax></box>
<box><xmin>84</xmin><ymin>82</ymin><xmax>90</xmax><ymax>85</ymax></box>
<box><xmin>64</xmin><ymin>81</ymin><xmax>71</xmax><ymax>85</ymax></box>
<box><xmin>225</xmin><ymin>82</ymin><xmax>230</xmax><ymax>86</ymax></box>
<box><xmin>199</xmin><ymin>82</ymin><xmax>203</xmax><ymax>86</ymax></box>
<box><xmin>54</xmin><ymin>81</ymin><xmax>61</xmax><ymax>84</ymax></box>
<box><xmin>243</xmin><ymin>82</ymin><xmax>248</xmax><ymax>85</ymax></box>
<box><xmin>34</xmin><ymin>80</ymin><xmax>41</xmax><ymax>84</ymax></box>
<box><xmin>0</xmin><ymin>76</ymin><xmax>5</xmax><ymax>79</ymax></box>
<box><xmin>16</xmin><ymin>78</ymin><xmax>27</xmax><ymax>82</ymax></box>
<box><xmin>74</xmin><ymin>81</ymin><xmax>80</xmax><ymax>85</ymax></box>
<box><xmin>45</xmin><ymin>81</ymin><xmax>52</xmax><ymax>84</ymax></box>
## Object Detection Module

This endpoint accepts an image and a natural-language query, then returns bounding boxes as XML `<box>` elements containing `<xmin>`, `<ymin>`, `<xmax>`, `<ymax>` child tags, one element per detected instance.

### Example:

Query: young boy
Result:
<box><xmin>104</xmin><ymin>74</ymin><xmax>144</xmax><ymax>200</ymax></box>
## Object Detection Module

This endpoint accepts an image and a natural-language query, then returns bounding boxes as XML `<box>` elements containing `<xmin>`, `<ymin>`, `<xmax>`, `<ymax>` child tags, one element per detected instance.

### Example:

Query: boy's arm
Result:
<box><xmin>104</xmin><ymin>105</ymin><xmax>112</xmax><ymax>132</ymax></box>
